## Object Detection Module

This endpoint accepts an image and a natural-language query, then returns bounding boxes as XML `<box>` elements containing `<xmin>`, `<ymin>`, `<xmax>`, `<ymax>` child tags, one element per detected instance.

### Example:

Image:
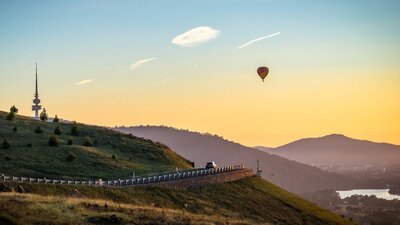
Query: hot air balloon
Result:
<box><xmin>257</xmin><ymin>66</ymin><xmax>269</xmax><ymax>82</ymax></box>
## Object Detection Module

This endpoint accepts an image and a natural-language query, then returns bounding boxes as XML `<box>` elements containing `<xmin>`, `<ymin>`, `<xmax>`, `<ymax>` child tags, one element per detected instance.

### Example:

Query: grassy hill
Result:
<box><xmin>0</xmin><ymin>177</ymin><xmax>354</xmax><ymax>225</ymax></box>
<box><xmin>0</xmin><ymin>111</ymin><xmax>192</xmax><ymax>179</ymax></box>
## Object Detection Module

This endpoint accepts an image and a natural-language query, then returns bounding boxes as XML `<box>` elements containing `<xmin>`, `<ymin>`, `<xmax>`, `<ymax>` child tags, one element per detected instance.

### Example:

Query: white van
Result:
<box><xmin>205</xmin><ymin>161</ymin><xmax>217</xmax><ymax>169</ymax></box>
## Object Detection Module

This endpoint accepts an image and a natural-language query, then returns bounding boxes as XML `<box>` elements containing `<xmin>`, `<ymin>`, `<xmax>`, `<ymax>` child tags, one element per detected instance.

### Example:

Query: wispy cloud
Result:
<box><xmin>172</xmin><ymin>26</ymin><xmax>219</xmax><ymax>47</ymax></box>
<box><xmin>130</xmin><ymin>58</ymin><xmax>157</xmax><ymax>70</ymax></box>
<box><xmin>75</xmin><ymin>79</ymin><xmax>93</xmax><ymax>86</ymax></box>
<box><xmin>237</xmin><ymin>31</ymin><xmax>281</xmax><ymax>49</ymax></box>
<box><xmin>189</xmin><ymin>64</ymin><xmax>199</xmax><ymax>71</ymax></box>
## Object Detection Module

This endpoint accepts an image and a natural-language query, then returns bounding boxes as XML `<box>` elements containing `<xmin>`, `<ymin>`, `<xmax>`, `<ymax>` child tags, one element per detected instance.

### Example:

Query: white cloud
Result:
<box><xmin>75</xmin><ymin>79</ymin><xmax>93</xmax><ymax>86</ymax></box>
<box><xmin>189</xmin><ymin>64</ymin><xmax>199</xmax><ymax>70</ymax></box>
<box><xmin>172</xmin><ymin>26</ymin><xmax>219</xmax><ymax>47</ymax></box>
<box><xmin>130</xmin><ymin>58</ymin><xmax>157</xmax><ymax>70</ymax></box>
<box><xmin>237</xmin><ymin>31</ymin><xmax>281</xmax><ymax>49</ymax></box>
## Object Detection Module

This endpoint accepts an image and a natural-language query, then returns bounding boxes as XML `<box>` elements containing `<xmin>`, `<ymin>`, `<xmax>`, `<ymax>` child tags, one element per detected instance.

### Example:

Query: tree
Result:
<box><xmin>6</xmin><ymin>105</ymin><xmax>18</xmax><ymax>121</ymax></box>
<box><xmin>71</xmin><ymin>122</ymin><xmax>79</xmax><ymax>136</ymax></box>
<box><xmin>2</xmin><ymin>140</ymin><xmax>10</xmax><ymax>149</ymax></box>
<box><xmin>83</xmin><ymin>136</ymin><xmax>93</xmax><ymax>147</ymax></box>
<box><xmin>53</xmin><ymin>115</ymin><xmax>59</xmax><ymax>123</ymax></box>
<box><xmin>34</xmin><ymin>126</ymin><xmax>44</xmax><ymax>134</ymax></box>
<box><xmin>40</xmin><ymin>108</ymin><xmax>48</xmax><ymax>122</ymax></box>
<box><xmin>54</xmin><ymin>126</ymin><xmax>62</xmax><ymax>135</ymax></box>
<box><xmin>48</xmin><ymin>135</ymin><xmax>58</xmax><ymax>147</ymax></box>
<box><xmin>10</xmin><ymin>105</ymin><xmax>18</xmax><ymax>113</ymax></box>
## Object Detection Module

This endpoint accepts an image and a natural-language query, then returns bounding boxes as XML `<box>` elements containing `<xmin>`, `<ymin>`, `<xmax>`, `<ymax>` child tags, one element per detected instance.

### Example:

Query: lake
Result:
<box><xmin>337</xmin><ymin>189</ymin><xmax>400</xmax><ymax>200</ymax></box>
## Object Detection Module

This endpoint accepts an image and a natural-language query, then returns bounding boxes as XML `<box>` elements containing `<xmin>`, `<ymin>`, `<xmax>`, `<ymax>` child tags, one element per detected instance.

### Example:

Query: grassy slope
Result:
<box><xmin>0</xmin><ymin>111</ymin><xmax>191</xmax><ymax>179</ymax></box>
<box><xmin>0</xmin><ymin>177</ymin><xmax>354</xmax><ymax>225</ymax></box>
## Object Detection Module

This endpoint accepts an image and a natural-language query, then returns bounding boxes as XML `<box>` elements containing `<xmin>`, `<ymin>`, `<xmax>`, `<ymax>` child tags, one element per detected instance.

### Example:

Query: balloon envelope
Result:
<box><xmin>257</xmin><ymin>67</ymin><xmax>269</xmax><ymax>81</ymax></box>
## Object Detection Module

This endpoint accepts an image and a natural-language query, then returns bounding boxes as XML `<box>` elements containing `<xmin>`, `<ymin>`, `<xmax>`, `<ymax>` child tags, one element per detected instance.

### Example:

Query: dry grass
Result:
<box><xmin>0</xmin><ymin>192</ymin><xmax>263</xmax><ymax>225</ymax></box>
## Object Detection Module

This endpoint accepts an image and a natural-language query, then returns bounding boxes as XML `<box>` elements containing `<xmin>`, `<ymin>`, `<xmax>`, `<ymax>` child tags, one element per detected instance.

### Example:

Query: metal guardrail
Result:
<box><xmin>0</xmin><ymin>165</ymin><xmax>245</xmax><ymax>188</ymax></box>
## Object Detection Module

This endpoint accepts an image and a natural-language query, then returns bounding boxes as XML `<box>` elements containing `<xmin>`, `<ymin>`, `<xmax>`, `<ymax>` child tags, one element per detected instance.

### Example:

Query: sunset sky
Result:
<box><xmin>1</xmin><ymin>0</ymin><xmax>399</xmax><ymax>147</ymax></box>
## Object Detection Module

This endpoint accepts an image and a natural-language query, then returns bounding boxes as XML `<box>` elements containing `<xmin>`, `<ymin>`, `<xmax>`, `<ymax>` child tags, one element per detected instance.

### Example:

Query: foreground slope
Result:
<box><xmin>0</xmin><ymin>111</ymin><xmax>191</xmax><ymax>179</ymax></box>
<box><xmin>115</xmin><ymin>126</ymin><xmax>353</xmax><ymax>194</ymax></box>
<box><xmin>0</xmin><ymin>177</ymin><xmax>354</xmax><ymax>225</ymax></box>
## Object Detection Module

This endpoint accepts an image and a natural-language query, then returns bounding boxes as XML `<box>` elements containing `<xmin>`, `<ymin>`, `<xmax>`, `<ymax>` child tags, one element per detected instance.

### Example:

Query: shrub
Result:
<box><xmin>26</xmin><ymin>143</ymin><xmax>33</xmax><ymax>147</ymax></box>
<box><xmin>112</xmin><ymin>155</ymin><xmax>116</xmax><ymax>160</ymax></box>
<box><xmin>54</xmin><ymin>126</ymin><xmax>62</xmax><ymax>135</ymax></box>
<box><xmin>5</xmin><ymin>156</ymin><xmax>11</xmax><ymax>161</ymax></box>
<box><xmin>83</xmin><ymin>137</ymin><xmax>93</xmax><ymax>147</ymax></box>
<box><xmin>34</xmin><ymin>126</ymin><xmax>44</xmax><ymax>134</ymax></box>
<box><xmin>10</xmin><ymin>105</ymin><xmax>18</xmax><ymax>113</ymax></box>
<box><xmin>2</xmin><ymin>140</ymin><xmax>10</xmax><ymax>149</ymax></box>
<box><xmin>93</xmin><ymin>139</ymin><xmax>99</xmax><ymax>146</ymax></box>
<box><xmin>40</xmin><ymin>108</ymin><xmax>48</xmax><ymax>122</ymax></box>
<box><xmin>48</xmin><ymin>136</ymin><xmax>58</xmax><ymax>147</ymax></box>
<box><xmin>53</xmin><ymin>115</ymin><xmax>59</xmax><ymax>123</ymax></box>
<box><xmin>71</xmin><ymin>122</ymin><xmax>79</xmax><ymax>136</ymax></box>
<box><xmin>66</xmin><ymin>152</ymin><xmax>76</xmax><ymax>162</ymax></box>
<box><xmin>6</xmin><ymin>105</ymin><xmax>18</xmax><ymax>121</ymax></box>
<box><xmin>67</xmin><ymin>138</ymin><xmax>73</xmax><ymax>145</ymax></box>
<box><xmin>13</xmin><ymin>126</ymin><xmax>17</xmax><ymax>133</ymax></box>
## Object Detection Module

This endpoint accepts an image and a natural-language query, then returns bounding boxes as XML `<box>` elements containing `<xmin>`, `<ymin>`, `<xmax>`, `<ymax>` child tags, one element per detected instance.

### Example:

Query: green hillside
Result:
<box><xmin>0</xmin><ymin>110</ymin><xmax>192</xmax><ymax>179</ymax></box>
<box><xmin>0</xmin><ymin>177</ymin><xmax>354</xmax><ymax>225</ymax></box>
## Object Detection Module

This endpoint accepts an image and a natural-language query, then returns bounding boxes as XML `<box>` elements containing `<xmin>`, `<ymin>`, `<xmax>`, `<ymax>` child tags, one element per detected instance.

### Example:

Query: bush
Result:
<box><xmin>40</xmin><ymin>108</ymin><xmax>48</xmax><ymax>122</ymax></box>
<box><xmin>112</xmin><ymin>155</ymin><xmax>116</xmax><ymax>160</ymax></box>
<box><xmin>48</xmin><ymin>136</ymin><xmax>58</xmax><ymax>147</ymax></box>
<box><xmin>71</xmin><ymin>123</ymin><xmax>79</xmax><ymax>136</ymax></box>
<box><xmin>83</xmin><ymin>137</ymin><xmax>93</xmax><ymax>147</ymax></box>
<box><xmin>2</xmin><ymin>140</ymin><xmax>10</xmax><ymax>149</ymax></box>
<box><xmin>53</xmin><ymin>115</ymin><xmax>59</xmax><ymax>123</ymax></box>
<box><xmin>54</xmin><ymin>126</ymin><xmax>62</xmax><ymax>135</ymax></box>
<box><xmin>5</xmin><ymin>156</ymin><xmax>11</xmax><ymax>161</ymax></box>
<box><xmin>10</xmin><ymin>105</ymin><xmax>18</xmax><ymax>113</ymax></box>
<box><xmin>67</xmin><ymin>138</ymin><xmax>73</xmax><ymax>145</ymax></box>
<box><xmin>66</xmin><ymin>152</ymin><xmax>76</xmax><ymax>162</ymax></box>
<box><xmin>6</xmin><ymin>105</ymin><xmax>18</xmax><ymax>121</ymax></box>
<box><xmin>26</xmin><ymin>143</ymin><xmax>33</xmax><ymax>147</ymax></box>
<box><xmin>34</xmin><ymin>126</ymin><xmax>44</xmax><ymax>134</ymax></box>
<box><xmin>13</xmin><ymin>126</ymin><xmax>17</xmax><ymax>133</ymax></box>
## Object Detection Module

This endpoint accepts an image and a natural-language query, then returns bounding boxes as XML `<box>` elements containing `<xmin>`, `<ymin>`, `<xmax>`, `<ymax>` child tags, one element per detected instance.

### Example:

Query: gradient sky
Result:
<box><xmin>1</xmin><ymin>0</ymin><xmax>399</xmax><ymax>147</ymax></box>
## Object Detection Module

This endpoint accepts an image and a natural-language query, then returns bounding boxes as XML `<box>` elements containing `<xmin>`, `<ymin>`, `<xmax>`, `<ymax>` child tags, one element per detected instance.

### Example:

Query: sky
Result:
<box><xmin>0</xmin><ymin>0</ymin><xmax>399</xmax><ymax>147</ymax></box>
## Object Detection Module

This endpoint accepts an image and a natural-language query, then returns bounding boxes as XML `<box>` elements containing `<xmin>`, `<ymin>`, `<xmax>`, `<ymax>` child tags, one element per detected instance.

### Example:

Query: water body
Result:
<box><xmin>337</xmin><ymin>189</ymin><xmax>400</xmax><ymax>200</ymax></box>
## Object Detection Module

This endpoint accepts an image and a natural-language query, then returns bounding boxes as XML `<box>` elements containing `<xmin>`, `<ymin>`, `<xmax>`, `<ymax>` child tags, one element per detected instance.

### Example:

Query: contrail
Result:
<box><xmin>75</xmin><ymin>79</ymin><xmax>93</xmax><ymax>86</ymax></box>
<box><xmin>130</xmin><ymin>58</ymin><xmax>157</xmax><ymax>70</ymax></box>
<box><xmin>237</xmin><ymin>31</ymin><xmax>281</xmax><ymax>49</ymax></box>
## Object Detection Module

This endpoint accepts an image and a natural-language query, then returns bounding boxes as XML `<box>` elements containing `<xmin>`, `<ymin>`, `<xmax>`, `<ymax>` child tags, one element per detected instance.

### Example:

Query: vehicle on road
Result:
<box><xmin>206</xmin><ymin>161</ymin><xmax>217</xmax><ymax>169</ymax></box>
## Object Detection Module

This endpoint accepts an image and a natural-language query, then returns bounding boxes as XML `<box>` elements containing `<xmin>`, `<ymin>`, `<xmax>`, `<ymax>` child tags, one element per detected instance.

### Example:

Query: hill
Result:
<box><xmin>256</xmin><ymin>134</ymin><xmax>400</xmax><ymax>172</ymax></box>
<box><xmin>0</xmin><ymin>111</ymin><xmax>192</xmax><ymax>180</ymax></box>
<box><xmin>0</xmin><ymin>176</ymin><xmax>354</xmax><ymax>225</ymax></box>
<box><xmin>114</xmin><ymin>126</ymin><xmax>353</xmax><ymax>194</ymax></box>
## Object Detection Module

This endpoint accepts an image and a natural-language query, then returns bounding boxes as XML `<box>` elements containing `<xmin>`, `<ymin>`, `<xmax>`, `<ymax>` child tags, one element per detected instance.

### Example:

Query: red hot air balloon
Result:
<box><xmin>257</xmin><ymin>66</ymin><xmax>269</xmax><ymax>82</ymax></box>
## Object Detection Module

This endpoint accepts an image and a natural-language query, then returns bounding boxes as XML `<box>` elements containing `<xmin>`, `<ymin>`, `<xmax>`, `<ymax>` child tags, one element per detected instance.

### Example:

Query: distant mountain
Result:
<box><xmin>255</xmin><ymin>134</ymin><xmax>400</xmax><ymax>172</ymax></box>
<box><xmin>114</xmin><ymin>126</ymin><xmax>353</xmax><ymax>194</ymax></box>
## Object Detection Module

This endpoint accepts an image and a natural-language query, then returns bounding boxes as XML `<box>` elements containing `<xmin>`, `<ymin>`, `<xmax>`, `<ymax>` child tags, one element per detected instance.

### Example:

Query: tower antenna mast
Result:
<box><xmin>32</xmin><ymin>62</ymin><xmax>42</xmax><ymax>118</ymax></box>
